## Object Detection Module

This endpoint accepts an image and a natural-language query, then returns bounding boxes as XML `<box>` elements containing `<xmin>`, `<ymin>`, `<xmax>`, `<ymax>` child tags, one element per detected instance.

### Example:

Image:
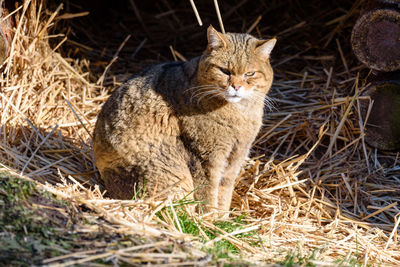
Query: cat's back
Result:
<box><xmin>93</xmin><ymin>61</ymin><xmax>192</xmax><ymax>165</ymax></box>
<box><xmin>95</xmin><ymin>61</ymin><xmax>191</xmax><ymax>140</ymax></box>
<box><xmin>99</xmin><ymin>63</ymin><xmax>171</xmax><ymax>124</ymax></box>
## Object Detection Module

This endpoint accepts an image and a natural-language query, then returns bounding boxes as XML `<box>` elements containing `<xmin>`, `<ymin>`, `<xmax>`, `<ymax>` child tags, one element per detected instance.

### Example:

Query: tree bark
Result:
<box><xmin>360</xmin><ymin>80</ymin><xmax>400</xmax><ymax>151</ymax></box>
<box><xmin>351</xmin><ymin>8</ymin><xmax>400</xmax><ymax>72</ymax></box>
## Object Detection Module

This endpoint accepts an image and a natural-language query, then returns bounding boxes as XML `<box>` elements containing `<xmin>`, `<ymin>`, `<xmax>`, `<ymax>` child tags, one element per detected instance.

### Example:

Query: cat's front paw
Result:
<box><xmin>198</xmin><ymin>205</ymin><xmax>230</xmax><ymax>220</ymax></box>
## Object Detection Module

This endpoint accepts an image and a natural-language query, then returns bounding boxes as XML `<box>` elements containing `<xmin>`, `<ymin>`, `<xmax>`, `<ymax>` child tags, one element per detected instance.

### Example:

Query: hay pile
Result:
<box><xmin>1</xmin><ymin>0</ymin><xmax>399</xmax><ymax>265</ymax></box>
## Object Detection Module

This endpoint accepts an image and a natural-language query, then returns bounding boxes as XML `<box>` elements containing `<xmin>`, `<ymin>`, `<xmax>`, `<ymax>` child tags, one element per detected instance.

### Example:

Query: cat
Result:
<box><xmin>93</xmin><ymin>25</ymin><xmax>276</xmax><ymax>214</ymax></box>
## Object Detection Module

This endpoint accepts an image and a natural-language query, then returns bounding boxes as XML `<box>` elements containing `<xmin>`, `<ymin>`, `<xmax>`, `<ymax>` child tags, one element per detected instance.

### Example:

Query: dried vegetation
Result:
<box><xmin>0</xmin><ymin>0</ymin><xmax>399</xmax><ymax>265</ymax></box>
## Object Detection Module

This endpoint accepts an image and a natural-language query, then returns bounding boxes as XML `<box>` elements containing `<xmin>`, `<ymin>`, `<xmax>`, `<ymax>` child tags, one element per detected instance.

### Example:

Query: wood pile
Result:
<box><xmin>352</xmin><ymin>0</ymin><xmax>400</xmax><ymax>150</ymax></box>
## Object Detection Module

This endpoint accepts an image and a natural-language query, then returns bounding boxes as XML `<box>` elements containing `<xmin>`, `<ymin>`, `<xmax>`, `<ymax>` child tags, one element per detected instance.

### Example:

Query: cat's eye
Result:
<box><xmin>245</xmin><ymin>71</ymin><xmax>255</xmax><ymax>76</ymax></box>
<box><xmin>219</xmin><ymin>67</ymin><xmax>231</xmax><ymax>75</ymax></box>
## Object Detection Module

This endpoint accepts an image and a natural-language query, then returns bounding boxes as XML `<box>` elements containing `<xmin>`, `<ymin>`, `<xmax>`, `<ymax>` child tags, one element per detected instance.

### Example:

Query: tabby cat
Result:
<box><xmin>93</xmin><ymin>26</ymin><xmax>276</xmax><ymax>214</ymax></box>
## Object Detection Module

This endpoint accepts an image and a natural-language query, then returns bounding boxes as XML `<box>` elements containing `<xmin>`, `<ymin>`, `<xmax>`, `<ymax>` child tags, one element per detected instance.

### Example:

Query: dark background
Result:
<box><xmin>47</xmin><ymin>0</ymin><xmax>361</xmax><ymax>85</ymax></box>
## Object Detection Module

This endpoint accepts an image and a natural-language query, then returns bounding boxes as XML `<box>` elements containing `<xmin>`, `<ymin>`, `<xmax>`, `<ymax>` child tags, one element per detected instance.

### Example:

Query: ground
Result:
<box><xmin>0</xmin><ymin>0</ymin><xmax>399</xmax><ymax>266</ymax></box>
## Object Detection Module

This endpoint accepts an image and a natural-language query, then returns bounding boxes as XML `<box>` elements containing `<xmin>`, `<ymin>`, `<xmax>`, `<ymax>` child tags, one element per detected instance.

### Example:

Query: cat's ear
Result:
<box><xmin>255</xmin><ymin>38</ymin><xmax>276</xmax><ymax>59</ymax></box>
<box><xmin>207</xmin><ymin>25</ymin><xmax>227</xmax><ymax>50</ymax></box>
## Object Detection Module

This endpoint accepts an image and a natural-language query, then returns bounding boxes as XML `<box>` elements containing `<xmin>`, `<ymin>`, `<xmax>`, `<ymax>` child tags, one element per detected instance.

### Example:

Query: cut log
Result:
<box><xmin>351</xmin><ymin>8</ymin><xmax>400</xmax><ymax>72</ymax></box>
<box><xmin>360</xmin><ymin>81</ymin><xmax>400</xmax><ymax>151</ymax></box>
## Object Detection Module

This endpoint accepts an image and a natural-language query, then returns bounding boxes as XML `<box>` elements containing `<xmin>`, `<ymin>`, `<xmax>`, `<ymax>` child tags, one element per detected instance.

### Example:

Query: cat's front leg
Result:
<box><xmin>195</xmin><ymin>153</ymin><xmax>229</xmax><ymax>215</ymax></box>
<box><xmin>218</xmin><ymin>171</ymin><xmax>239</xmax><ymax>213</ymax></box>
<box><xmin>217</xmin><ymin>144</ymin><xmax>249</xmax><ymax>213</ymax></box>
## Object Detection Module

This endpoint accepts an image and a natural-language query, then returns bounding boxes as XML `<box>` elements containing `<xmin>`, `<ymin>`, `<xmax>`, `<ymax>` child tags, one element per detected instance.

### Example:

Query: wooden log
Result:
<box><xmin>351</xmin><ymin>8</ymin><xmax>400</xmax><ymax>72</ymax></box>
<box><xmin>359</xmin><ymin>80</ymin><xmax>400</xmax><ymax>151</ymax></box>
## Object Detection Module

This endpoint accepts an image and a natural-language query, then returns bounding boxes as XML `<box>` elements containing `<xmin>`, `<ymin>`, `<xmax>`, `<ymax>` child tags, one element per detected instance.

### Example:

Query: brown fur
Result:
<box><xmin>93</xmin><ymin>26</ymin><xmax>276</xmax><ymax>213</ymax></box>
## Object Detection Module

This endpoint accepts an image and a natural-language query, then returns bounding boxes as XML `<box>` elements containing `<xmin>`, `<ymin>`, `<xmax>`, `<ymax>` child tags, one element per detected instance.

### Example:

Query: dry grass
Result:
<box><xmin>0</xmin><ymin>0</ymin><xmax>400</xmax><ymax>265</ymax></box>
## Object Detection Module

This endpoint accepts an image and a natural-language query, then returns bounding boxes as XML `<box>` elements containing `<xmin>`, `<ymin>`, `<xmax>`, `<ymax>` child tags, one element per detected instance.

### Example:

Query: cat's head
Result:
<box><xmin>197</xmin><ymin>26</ymin><xmax>276</xmax><ymax>104</ymax></box>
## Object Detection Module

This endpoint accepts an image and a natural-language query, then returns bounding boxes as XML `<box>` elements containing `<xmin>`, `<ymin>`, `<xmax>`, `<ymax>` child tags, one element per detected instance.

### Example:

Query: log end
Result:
<box><xmin>360</xmin><ymin>81</ymin><xmax>400</xmax><ymax>151</ymax></box>
<box><xmin>351</xmin><ymin>9</ymin><xmax>400</xmax><ymax>72</ymax></box>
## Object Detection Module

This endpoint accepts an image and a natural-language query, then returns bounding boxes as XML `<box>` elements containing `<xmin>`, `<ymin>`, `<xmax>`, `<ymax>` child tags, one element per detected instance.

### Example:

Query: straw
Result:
<box><xmin>1</xmin><ymin>0</ymin><xmax>399</xmax><ymax>265</ymax></box>
<box><xmin>189</xmin><ymin>0</ymin><xmax>203</xmax><ymax>26</ymax></box>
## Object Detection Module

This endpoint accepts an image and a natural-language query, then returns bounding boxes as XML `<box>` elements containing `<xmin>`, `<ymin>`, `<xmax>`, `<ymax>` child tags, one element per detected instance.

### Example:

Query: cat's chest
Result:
<box><xmin>181</xmin><ymin>103</ymin><xmax>263</xmax><ymax>145</ymax></box>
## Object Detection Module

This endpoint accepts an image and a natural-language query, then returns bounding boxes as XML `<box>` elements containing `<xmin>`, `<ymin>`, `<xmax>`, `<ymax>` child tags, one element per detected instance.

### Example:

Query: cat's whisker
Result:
<box><xmin>184</xmin><ymin>85</ymin><xmax>216</xmax><ymax>93</ymax></box>
<box><xmin>185</xmin><ymin>86</ymin><xmax>215</xmax><ymax>92</ymax></box>
<box><xmin>190</xmin><ymin>90</ymin><xmax>213</xmax><ymax>103</ymax></box>
<box><xmin>189</xmin><ymin>90</ymin><xmax>209</xmax><ymax>103</ymax></box>
<box><xmin>189</xmin><ymin>88</ymin><xmax>219</xmax><ymax>103</ymax></box>
<box><xmin>191</xmin><ymin>91</ymin><xmax>209</xmax><ymax>104</ymax></box>
<box><xmin>186</xmin><ymin>86</ymin><xmax>219</xmax><ymax>103</ymax></box>
<box><xmin>196</xmin><ymin>92</ymin><xmax>217</xmax><ymax>104</ymax></box>
<box><xmin>263</xmin><ymin>99</ymin><xmax>274</xmax><ymax>109</ymax></box>
<box><xmin>206</xmin><ymin>92</ymin><xmax>225</xmax><ymax>102</ymax></box>
<box><xmin>249</xmin><ymin>93</ymin><xmax>276</xmax><ymax>111</ymax></box>
<box><xmin>248</xmin><ymin>93</ymin><xmax>264</xmax><ymax>102</ymax></box>
<box><xmin>264</xmin><ymin>95</ymin><xmax>277</xmax><ymax>110</ymax></box>
<box><xmin>195</xmin><ymin>89</ymin><xmax>221</xmax><ymax>104</ymax></box>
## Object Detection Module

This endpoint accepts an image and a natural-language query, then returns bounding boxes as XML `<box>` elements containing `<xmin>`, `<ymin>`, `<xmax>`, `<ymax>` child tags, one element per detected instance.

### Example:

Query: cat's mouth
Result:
<box><xmin>226</xmin><ymin>95</ymin><xmax>242</xmax><ymax>103</ymax></box>
<box><xmin>225</xmin><ymin>85</ymin><xmax>250</xmax><ymax>103</ymax></box>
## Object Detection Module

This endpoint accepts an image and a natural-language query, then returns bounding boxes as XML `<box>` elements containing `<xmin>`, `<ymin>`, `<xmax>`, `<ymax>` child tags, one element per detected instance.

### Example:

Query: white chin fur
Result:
<box><xmin>226</xmin><ymin>96</ymin><xmax>242</xmax><ymax>103</ymax></box>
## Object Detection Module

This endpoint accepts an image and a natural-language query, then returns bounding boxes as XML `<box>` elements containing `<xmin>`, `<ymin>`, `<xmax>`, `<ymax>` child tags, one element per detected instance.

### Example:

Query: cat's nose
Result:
<box><xmin>232</xmin><ymin>84</ymin><xmax>241</xmax><ymax>91</ymax></box>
